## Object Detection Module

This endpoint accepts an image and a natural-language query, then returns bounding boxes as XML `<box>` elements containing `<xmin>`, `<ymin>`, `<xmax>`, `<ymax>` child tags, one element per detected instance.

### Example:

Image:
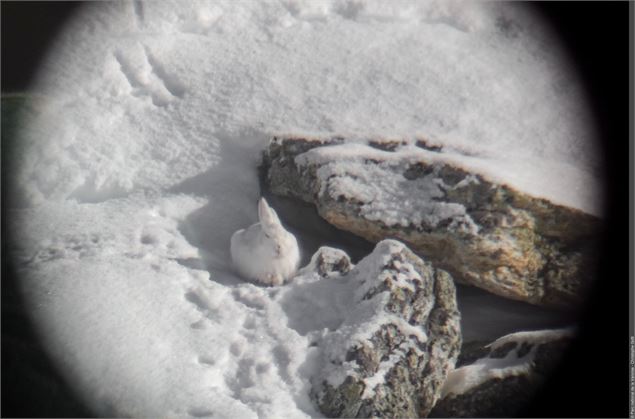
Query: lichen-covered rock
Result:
<box><xmin>261</xmin><ymin>136</ymin><xmax>601</xmax><ymax>307</ymax></box>
<box><xmin>298</xmin><ymin>246</ymin><xmax>352</xmax><ymax>278</ymax></box>
<box><xmin>430</xmin><ymin>328</ymin><xmax>574</xmax><ymax>418</ymax></box>
<box><xmin>309</xmin><ymin>239</ymin><xmax>461</xmax><ymax>418</ymax></box>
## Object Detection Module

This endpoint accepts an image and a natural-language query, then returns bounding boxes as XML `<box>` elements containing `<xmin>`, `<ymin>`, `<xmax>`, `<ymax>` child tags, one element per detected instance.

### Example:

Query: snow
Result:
<box><xmin>297</xmin><ymin>139</ymin><xmax>601</xmax><ymax>220</ymax></box>
<box><xmin>487</xmin><ymin>327</ymin><xmax>576</xmax><ymax>351</ymax></box>
<box><xmin>361</xmin><ymin>352</ymin><xmax>402</xmax><ymax>399</ymax></box>
<box><xmin>440</xmin><ymin>327</ymin><xmax>574</xmax><ymax>398</ymax></box>
<box><xmin>297</xmin><ymin>142</ymin><xmax>482</xmax><ymax>233</ymax></box>
<box><xmin>7</xmin><ymin>0</ymin><xmax>595</xmax><ymax>416</ymax></box>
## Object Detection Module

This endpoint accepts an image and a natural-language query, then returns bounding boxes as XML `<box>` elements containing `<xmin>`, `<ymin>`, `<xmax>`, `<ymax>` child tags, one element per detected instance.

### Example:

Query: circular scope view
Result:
<box><xmin>2</xmin><ymin>1</ymin><xmax>629</xmax><ymax>418</ymax></box>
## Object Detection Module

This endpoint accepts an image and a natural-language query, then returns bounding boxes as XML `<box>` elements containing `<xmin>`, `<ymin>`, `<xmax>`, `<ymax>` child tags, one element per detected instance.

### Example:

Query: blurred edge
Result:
<box><xmin>521</xmin><ymin>2</ymin><xmax>630</xmax><ymax>417</ymax></box>
<box><xmin>2</xmin><ymin>2</ymin><xmax>93</xmax><ymax>417</ymax></box>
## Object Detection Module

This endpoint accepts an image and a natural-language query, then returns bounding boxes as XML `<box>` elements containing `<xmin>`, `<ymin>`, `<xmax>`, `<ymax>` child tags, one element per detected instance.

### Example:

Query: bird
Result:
<box><xmin>230</xmin><ymin>197</ymin><xmax>300</xmax><ymax>286</ymax></box>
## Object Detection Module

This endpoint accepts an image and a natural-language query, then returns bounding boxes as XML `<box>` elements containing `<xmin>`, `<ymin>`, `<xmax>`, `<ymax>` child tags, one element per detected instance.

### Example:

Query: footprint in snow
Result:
<box><xmin>187</xmin><ymin>407</ymin><xmax>215</xmax><ymax>418</ymax></box>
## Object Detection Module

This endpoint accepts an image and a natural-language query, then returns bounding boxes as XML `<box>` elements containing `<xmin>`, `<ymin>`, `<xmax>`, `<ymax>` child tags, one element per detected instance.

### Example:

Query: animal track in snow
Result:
<box><xmin>187</xmin><ymin>407</ymin><xmax>215</xmax><ymax>418</ymax></box>
<box><xmin>231</xmin><ymin>288</ymin><xmax>268</xmax><ymax>311</ymax></box>
<box><xmin>132</xmin><ymin>0</ymin><xmax>145</xmax><ymax>27</ymax></box>
<box><xmin>272</xmin><ymin>345</ymin><xmax>292</xmax><ymax>385</ymax></box>
<box><xmin>229</xmin><ymin>341</ymin><xmax>243</xmax><ymax>357</ymax></box>
<box><xmin>184</xmin><ymin>290</ymin><xmax>210</xmax><ymax>311</ymax></box>
<box><xmin>197</xmin><ymin>355</ymin><xmax>216</xmax><ymax>367</ymax></box>
<box><xmin>228</xmin><ymin>358</ymin><xmax>256</xmax><ymax>391</ymax></box>
<box><xmin>183</xmin><ymin>289</ymin><xmax>222</xmax><ymax>326</ymax></box>
<box><xmin>27</xmin><ymin>233</ymin><xmax>111</xmax><ymax>265</ymax></box>
<box><xmin>242</xmin><ymin>316</ymin><xmax>257</xmax><ymax>329</ymax></box>
<box><xmin>189</xmin><ymin>319</ymin><xmax>206</xmax><ymax>330</ymax></box>
<box><xmin>143</xmin><ymin>46</ymin><xmax>187</xmax><ymax>98</ymax></box>
<box><xmin>113</xmin><ymin>45</ymin><xmax>186</xmax><ymax>107</ymax></box>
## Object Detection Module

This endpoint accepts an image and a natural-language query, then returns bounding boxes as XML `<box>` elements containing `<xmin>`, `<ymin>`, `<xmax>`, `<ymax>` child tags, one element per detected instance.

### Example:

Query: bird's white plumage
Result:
<box><xmin>230</xmin><ymin>198</ymin><xmax>300</xmax><ymax>285</ymax></box>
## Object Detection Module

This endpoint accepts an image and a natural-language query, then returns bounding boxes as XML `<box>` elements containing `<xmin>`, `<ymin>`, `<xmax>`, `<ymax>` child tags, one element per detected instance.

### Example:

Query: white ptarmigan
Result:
<box><xmin>230</xmin><ymin>198</ymin><xmax>300</xmax><ymax>286</ymax></box>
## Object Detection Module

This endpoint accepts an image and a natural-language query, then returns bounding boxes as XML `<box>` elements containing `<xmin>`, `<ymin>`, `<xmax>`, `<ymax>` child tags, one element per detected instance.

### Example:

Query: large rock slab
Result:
<box><xmin>261</xmin><ymin>136</ymin><xmax>601</xmax><ymax>307</ymax></box>
<box><xmin>303</xmin><ymin>240</ymin><xmax>461</xmax><ymax>418</ymax></box>
<box><xmin>430</xmin><ymin>328</ymin><xmax>574</xmax><ymax>418</ymax></box>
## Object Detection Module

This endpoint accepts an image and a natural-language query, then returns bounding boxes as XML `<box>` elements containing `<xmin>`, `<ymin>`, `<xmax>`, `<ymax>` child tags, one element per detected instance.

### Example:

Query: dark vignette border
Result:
<box><xmin>522</xmin><ymin>2</ymin><xmax>631</xmax><ymax>417</ymax></box>
<box><xmin>1</xmin><ymin>1</ymin><xmax>632</xmax><ymax>418</ymax></box>
<box><xmin>1</xmin><ymin>2</ymin><xmax>92</xmax><ymax>417</ymax></box>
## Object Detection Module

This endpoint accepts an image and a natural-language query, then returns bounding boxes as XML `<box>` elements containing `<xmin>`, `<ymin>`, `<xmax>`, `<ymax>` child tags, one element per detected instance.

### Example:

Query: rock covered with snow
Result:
<box><xmin>262</xmin><ymin>136</ymin><xmax>601</xmax><ymax>307</ymax></box>
<box><xmin>430</xmin><ymin>328</ymin><xmax>574</xmax><ymax>418</ymax></box>
<box><xmin>304</xmin><ymin>240</ymin><xmax>461</xmax><ymax>418</ymax></box>
<box><xmin>298</xmin><ymin>246</ymin><xmax>352</xmax><ymax>278</ymax></box>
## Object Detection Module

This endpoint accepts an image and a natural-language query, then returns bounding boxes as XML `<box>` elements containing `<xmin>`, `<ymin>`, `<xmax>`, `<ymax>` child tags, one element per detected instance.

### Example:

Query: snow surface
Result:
<box><xmin>8</xmin><ymin>1</ymin><xmax>595</xmax><ymax>416</ymax></box>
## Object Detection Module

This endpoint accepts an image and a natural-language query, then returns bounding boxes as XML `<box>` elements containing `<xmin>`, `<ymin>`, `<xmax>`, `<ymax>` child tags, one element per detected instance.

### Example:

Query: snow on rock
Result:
<box><xmin>262</xmin><ymin>136</ymin><xmax>602</xmax><ymax>307</ymax></box>
<box><xmin>430</xmin><ymin>327</ymin><xmax>574</xmax><ymax>418</ymax></box>
<box><xmin>290</xmin><ymin>240</ymin><xmax>461</xmax><ymax>418</ymax></box>
<box><xmin>297</xmin><ymin>246</ymin><xmax>352</xmax><ymax>278</ymax></box>
<box><xmin>6</xmin><ymin>0</ymin><xmax>598</xmax><ymax>416</ymax></box>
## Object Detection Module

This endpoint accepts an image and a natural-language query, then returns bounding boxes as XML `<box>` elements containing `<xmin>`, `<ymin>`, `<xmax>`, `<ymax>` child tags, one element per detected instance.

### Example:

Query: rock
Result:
<box><xmin>430</xmin><ymin>328</ymin><xmax>574</xmax><ymax>418</ymax></box>
<box><xmin>308</xmin><ymin>239</ymin><xmax>462</xmax><ymax>418</ymax></box>
<box><xmin>298</xmin><ymin>246</ymin><xmax>352</xmax><ymax>278</ymax></box>
<box><xmin>261</xmin><ymin>135</ymin><xmax>601</xmax><ymax>307</ymax></box>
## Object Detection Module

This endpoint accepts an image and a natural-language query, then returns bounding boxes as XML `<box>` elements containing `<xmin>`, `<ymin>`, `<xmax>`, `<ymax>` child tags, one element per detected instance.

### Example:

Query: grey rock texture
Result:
<box><xmin>261</xmin><ymin>135</ymin><xmax>601</xmax><ymax>307</ymax></box>
<box><xmin>299</xmin><ymin>246</ymin><xmax>352</xmax><ymax>278</ymax></box>
<box><xmin>430</xmin><ymin>328</ymin><xmax>573</xmax><ymax>418</ymax></box>
<box><xmin>432</xmin><ymin>374</ymin><xmax>539</xmax><ymax>418</ymax></box>
<box><xmin>309</xmin><ymin>240</ymin><xmax>461</xmax><ymax>418</ymax></box>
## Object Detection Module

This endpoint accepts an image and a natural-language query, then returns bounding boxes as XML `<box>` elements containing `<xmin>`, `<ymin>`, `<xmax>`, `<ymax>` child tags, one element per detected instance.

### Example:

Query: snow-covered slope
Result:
<box><xmin>9</xmin><ymin>1</ymin><xmax>597</xmax><ymax>416</ymax></box>
<box><xmin>15</xmin><ymin>0</ymin><xmax>601</xmax><ymax>212</ymax></box>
